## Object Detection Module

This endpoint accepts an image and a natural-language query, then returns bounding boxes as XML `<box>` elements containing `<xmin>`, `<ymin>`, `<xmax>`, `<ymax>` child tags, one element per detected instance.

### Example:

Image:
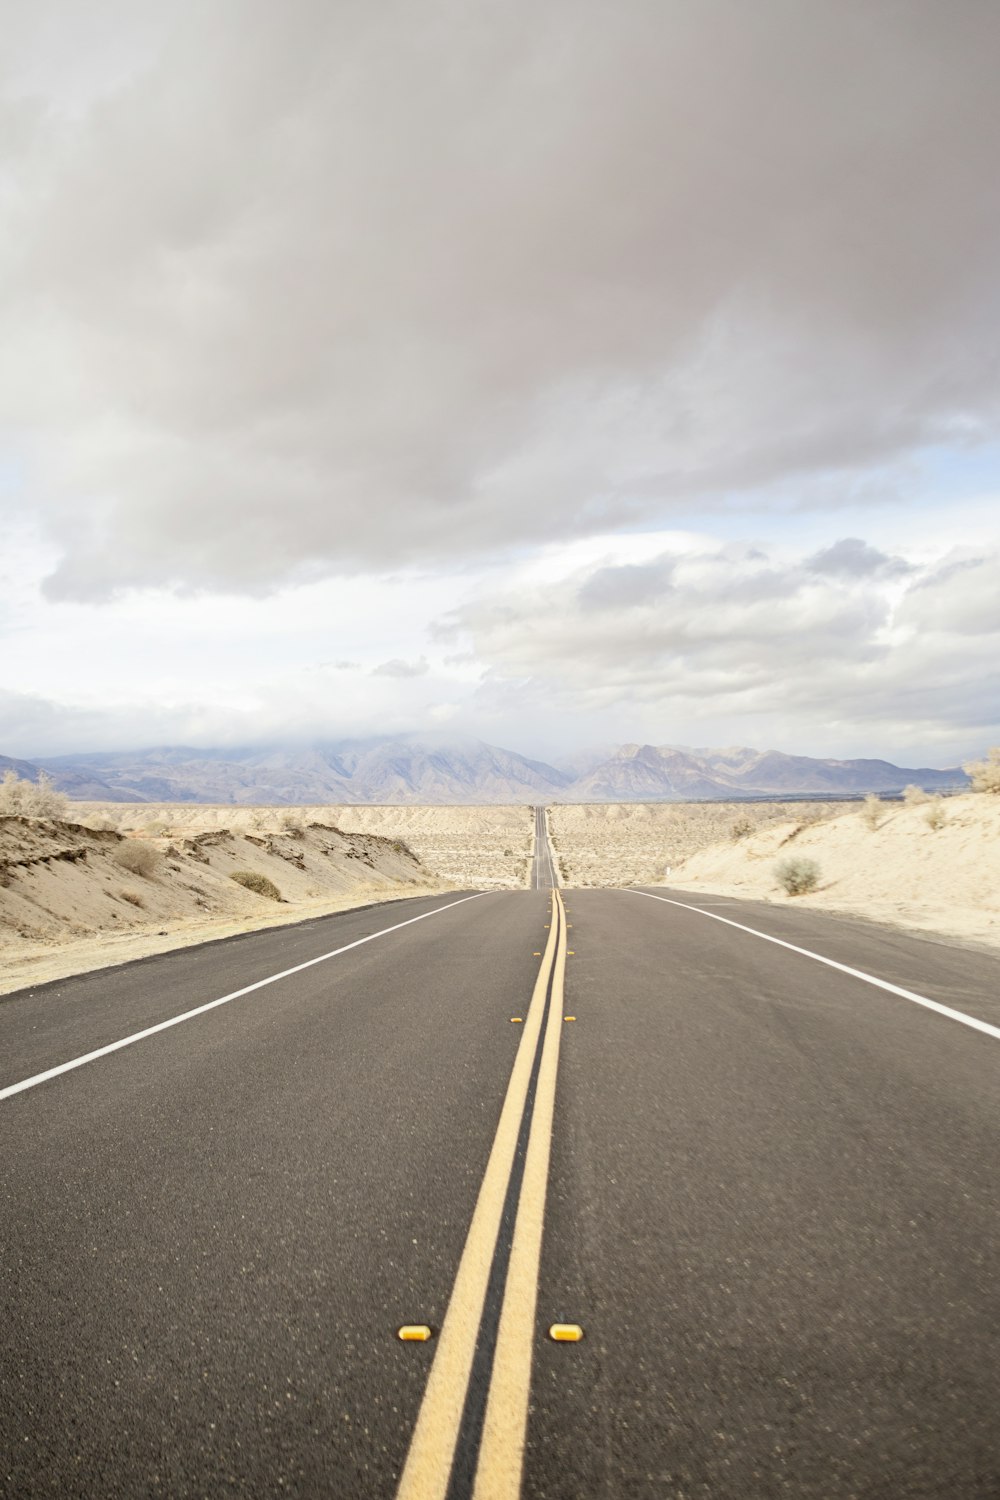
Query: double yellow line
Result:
<box><xmin>396</xmin><ymin>889</ymin><xmax>568</xmax><ymax>1500</ymax></box>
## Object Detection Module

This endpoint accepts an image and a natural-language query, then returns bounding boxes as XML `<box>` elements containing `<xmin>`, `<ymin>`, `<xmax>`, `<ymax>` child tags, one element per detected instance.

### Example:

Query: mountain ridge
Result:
<box><xmin>1</xmin><ymin>736</ymin><xmax>969</xmax><ymax>804</ymax></box>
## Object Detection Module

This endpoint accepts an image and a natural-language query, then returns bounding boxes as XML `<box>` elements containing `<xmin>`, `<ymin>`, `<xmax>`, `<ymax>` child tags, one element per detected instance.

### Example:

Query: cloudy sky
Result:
<box><xmin>3</xmin><ymin>0</ymin><xmax>1000</xmax><ymax>765</ymax></box>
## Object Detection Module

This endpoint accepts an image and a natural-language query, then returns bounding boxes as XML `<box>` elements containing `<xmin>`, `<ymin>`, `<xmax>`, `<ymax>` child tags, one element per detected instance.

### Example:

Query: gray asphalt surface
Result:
<box><xmin>530</xmin><ymin>807</ymin><xmax>556</xmax><ymax>890</ymax></box>
<box><xmin>3</xmin><ymin>882</ymin><xmax>1000</xmax><ymax>1497</ymax></box>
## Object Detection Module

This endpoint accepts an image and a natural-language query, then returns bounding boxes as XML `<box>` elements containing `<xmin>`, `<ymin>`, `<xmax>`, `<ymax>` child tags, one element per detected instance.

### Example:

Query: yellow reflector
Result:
<box><xmin>397</xmin><ymin>1325</ymin><xmax>432</xmax><ymax>1342</ymax></box>
<box><xmin>548</xmin><ymin>1324</ymin><xmax>584</xmax><ymax>1342</ymax></box>
<box><xmin>564</xmin><ymin>1016</ymin><xmax>576</xmax><ymax>1022</ymax></box>
<box><xmin>510</xmin><ymin>1017</ymin><xmax>523</xmax><ymax>1024</ymax></box>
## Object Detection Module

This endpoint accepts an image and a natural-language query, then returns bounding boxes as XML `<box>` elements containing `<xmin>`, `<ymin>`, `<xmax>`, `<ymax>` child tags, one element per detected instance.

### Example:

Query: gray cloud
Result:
<box><xmin>577</xmin><ymin>558</ymin><xmax>677</xmax><ymax>611</ymax></box>
<box><xmin>371</xmin><ymin>657</ymin><xmax>429</xmax><ymax>678</ymax></box>
<box><xmin>897</xmin><ymin>553</ymin><xmax>1000</xmax><ymax>636</ymax></box>
<box><xmin>3</xmin><ymin>1</ymin><xmax>1000</xmax><ymax>597</ymax></box>
<box><xmin>806</xmin><ymin>537</ymin><xmax>913</xmax><ymax>578</ymax></box>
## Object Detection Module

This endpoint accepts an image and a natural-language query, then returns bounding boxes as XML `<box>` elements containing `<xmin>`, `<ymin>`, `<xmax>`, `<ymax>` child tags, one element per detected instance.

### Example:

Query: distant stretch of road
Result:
<box><xmin>4</xmin><ymin>861</ymin><xmax>1000</xmax><ymax>1496</ymax></box>
<box><xmin>529</xmin><ymin>804</ymin><xmax>557</xmax><ymax>889</ymax></box>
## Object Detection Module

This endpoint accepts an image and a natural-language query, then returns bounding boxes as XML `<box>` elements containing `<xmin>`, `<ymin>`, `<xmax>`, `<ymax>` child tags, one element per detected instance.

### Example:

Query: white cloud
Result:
<box><xmin>443</xmin><ymin>537</ymin><xmax>1000</xmax><ymax>760</ymax></box>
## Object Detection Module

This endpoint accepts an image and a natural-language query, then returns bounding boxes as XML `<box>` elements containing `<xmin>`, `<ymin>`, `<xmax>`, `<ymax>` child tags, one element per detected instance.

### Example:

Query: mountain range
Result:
<box><xmin>2</xmin><ymin>737</ymin><xmax>969</xmax><ymax>805</ymax></box>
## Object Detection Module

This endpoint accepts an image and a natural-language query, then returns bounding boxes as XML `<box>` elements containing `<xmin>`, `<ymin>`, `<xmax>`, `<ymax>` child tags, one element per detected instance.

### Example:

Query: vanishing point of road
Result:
<box><xmin>3</xmin><ymin>808</ymin><xmax>1000</xmax><ymax>1497</ymax></box>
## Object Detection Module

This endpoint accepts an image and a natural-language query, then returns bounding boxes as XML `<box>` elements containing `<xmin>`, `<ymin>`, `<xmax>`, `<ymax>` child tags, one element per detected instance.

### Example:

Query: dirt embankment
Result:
<box><xmin>0</xmin><ymin>816</ymin><xmax>448</xmax><ymax>995</ymax></box>
<box><xmin>665</xmin><ymin>793</ymin><xmax>1000</xmax><ymax>950</ymax></box>
<box><xmin>70</xmin><ymin>801</ymin><xmax>535</xmax><ymax>890</ymax></box>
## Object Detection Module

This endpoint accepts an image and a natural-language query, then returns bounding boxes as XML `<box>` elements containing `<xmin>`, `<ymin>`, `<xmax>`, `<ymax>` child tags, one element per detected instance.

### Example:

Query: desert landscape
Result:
<box><xmin>547</xmin><ymin>799</ymin><xmax>854</xmax><ymax>887</ymax></box>
<box><xmin>5</xmin><ymin>779</ymin><xmax>1000</xmax><ymax>998</ymax></box>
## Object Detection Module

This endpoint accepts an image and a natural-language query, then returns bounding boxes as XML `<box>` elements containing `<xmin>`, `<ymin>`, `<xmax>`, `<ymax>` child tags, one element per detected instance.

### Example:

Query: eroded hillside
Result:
<box><xmin>0</xmin><ymin>816</ymin><xmax>446</xmax><ymax>994</ymax></box>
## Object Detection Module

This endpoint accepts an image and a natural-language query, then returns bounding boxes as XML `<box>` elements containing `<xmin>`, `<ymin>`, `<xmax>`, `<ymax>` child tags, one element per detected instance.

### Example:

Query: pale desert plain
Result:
<box><xmin>1</xmin><ymin>792</ymin><xmax>999</xmax><ymax>997</ymax></box>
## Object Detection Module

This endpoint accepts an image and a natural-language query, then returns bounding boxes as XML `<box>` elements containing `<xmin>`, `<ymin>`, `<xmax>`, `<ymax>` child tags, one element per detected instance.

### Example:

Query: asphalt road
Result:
<box><xmin>530</xmin><ymin>806</ymin><xmax>557</xmax><ymax>890</ymax></box>
<box><xmin>3</xmin><ymin>880</ymin><xmax>1000</xmax><ymax>1497</ymax></box>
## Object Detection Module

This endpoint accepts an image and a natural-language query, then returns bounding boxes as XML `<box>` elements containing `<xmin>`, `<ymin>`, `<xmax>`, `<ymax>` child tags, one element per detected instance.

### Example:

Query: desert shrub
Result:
<box><xmin>119</xmin><ymin>889</ymin><xmax>145</xmax><ymax>908</ymax></box>
<box><xmin>902</xmin><ymin>783</ymin><xmax>930</xmax><ymax>806</ymax></box>
<box><xmin>964</xmin><ymin>747</ymin><xmax>1000</xmax><ymax>793</ymax></box>
<box><xmin>731</xmin><ymin>817</ymin><xmax>755</xmax><ymax>841</ymax></box>
<box><xmin>280</xmin><ymin>813</ymin><xmax>304</xmax><ymax>835</ymax></box>
<box><xmin>0</xmin><ymin>769</ymin><xmax>69</xmax><ymax>820</ymax></box>
<box><xmin>860</xmin><ymin>793</ymin><xmax>883</xmax><ymax>829</ymax></box>
<box><xmin>503</xmin><ymin>847</ymin><xmax>513</xmax><ymax>856</ymax></box>
<box><xmin>391</xmin><ymin>838</ymin><xmax>418</xmax><ymax>861</ymax></box>
<box><xmin>113</xmin><ymin>840</ymin><xmax>161</xmax><ymax>877</ymax></box>
<box><xmin>775</xmin><ymin>856</ymin><xmax>821</xmax><ymax>895</ymax></box>
<box><xmin>924</xmin><ymin>796</ymin><xmax>947</xmax><ymax>831</ymax></box>
<box><xmin>230</xmin><ymin>869</ymin><xmax>282</xmax><ymax>900</ymax></box>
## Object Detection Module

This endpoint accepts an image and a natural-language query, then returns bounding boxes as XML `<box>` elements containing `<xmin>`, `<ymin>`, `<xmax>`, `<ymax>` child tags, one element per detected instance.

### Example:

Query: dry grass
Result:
<box><xmin>0</xmin><ymin>770</ymin><xmax>68</xmax><ymax>820</ymax></box>
<box><xmin>775</xmin><ymin>856</ymin><xmax>821</xmax><ymax>894</ymax></box>
<box><xmin>965</xmin><ymin>747</ymin><xmax>1000</xmax><ymax>793</ymax></box>
<box><xmin>924</xmin><ymin>796</ymin><xmax>947</xmax><ymax>831</ymax></box>
<box><xmin>113</xmin><ymin>840</ymin><xmax>161</xmax><ymax>877</ymax></box>
<box><xmin>230</xmin><ymin>869</ymin><xmax>283</xmax><ymax>901</ymax></box>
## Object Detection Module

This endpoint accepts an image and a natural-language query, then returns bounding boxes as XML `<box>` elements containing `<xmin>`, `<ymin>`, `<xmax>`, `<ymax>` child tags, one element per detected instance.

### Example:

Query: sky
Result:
<box><xmin>2</xmin><ymin>0</ymin><xmax>1000</xmax><ymax>767</ymax></box>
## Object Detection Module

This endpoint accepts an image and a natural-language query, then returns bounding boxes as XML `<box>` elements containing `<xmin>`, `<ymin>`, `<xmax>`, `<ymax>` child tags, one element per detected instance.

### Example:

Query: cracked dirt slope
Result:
<box><xmin>0</xmin><ymin>816</ymin><xmax>446</xmax><ymax>995</ymax></box>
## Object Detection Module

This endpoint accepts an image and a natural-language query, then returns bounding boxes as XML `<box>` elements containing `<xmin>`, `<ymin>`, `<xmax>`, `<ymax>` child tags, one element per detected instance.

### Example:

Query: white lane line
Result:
<box><xmin>631</xmin><ymin>890</ymin><xmax>1000</xmax><ymax>1043</ymax></box>
<box><xmin>0</xmin><ymin>893</ymin><xmax>487</xmax><ymax>1102</ymax></box>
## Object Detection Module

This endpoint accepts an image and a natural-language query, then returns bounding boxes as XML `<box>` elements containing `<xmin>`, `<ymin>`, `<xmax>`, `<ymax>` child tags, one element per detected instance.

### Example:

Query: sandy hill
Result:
<box><xmin>665</xmin><ymin>793</ymin><xmax>1000</xmax><ymax>949</ymax></box>
<box><xmin>0</xmin><ymin>815</ymin><xmax>448</xmax><ymax>995</ymax></box>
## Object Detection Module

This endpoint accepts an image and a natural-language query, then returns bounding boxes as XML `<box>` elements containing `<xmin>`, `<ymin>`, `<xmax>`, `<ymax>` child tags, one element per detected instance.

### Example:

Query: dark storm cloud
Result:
<box><xmin>3</xmin><ymin>1</ymin><xmax>1000</xmax><ymax>596</ymax></box>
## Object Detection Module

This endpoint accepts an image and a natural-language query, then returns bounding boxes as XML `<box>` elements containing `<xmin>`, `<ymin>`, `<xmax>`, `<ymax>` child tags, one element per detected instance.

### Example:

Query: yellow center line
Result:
<box><xmin>395</xmin><ymin>894</ymin><xmax>566</xmax><ymax>1499</ymax></box>
<box><xmin>472</xmin><ymin>891</ymin><xmax>567</xmax><ymax>1498</ymax></box>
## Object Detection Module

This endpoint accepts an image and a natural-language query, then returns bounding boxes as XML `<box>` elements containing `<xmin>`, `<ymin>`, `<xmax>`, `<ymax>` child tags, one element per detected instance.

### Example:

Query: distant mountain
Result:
<box><xmin>33</xmin><ymin>736</ymin><xmax>573</xmax><ymax>805</ymax></box>
<box><xmin>571</xmin><ymin>744</ymin><xmax>968</xmax><ymax>800</ymax></box>
<box><xmin>1</xmin><ymin>752</ymin><xmax>45</xmax><ymax>781</ymax></box>
<box><xmin>12</xmin><ymin>736</ymin><xmax>968</xmax><ymax>805</ymax></box>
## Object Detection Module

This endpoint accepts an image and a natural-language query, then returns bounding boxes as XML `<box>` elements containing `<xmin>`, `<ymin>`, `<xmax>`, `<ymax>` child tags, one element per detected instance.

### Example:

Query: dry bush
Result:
<box><xmin>0</xmin><ymin>769</ymin><xmax>69</xmax><ymax>820</ymax></box>
<box><xmin>391</xmin><ymin>838</ymin><xmax>418</xmax><ymax>861</ymax></box>
<box><xmin>119</xmin><ymin>889</ymin><xmax>145</xmax><ymax>907</ymax></box>
<box><xmin>280</xmin><ymin>813</ymin><xmax>304</xmax><ymax>835</ymax></box>
<box><xmin>964</xmin><ymin>747</ymin><xmax>1000</xmax><ymax>793</ymax></box>
<box><xmin>231</xmin><ymin>869</ymin><xmax>282</xmax><ymax>901</ymax></box>
<box><xmin>113</xmin><ymin>840</ymin><xmax>161</xmax><ymax>877</ymax></box>
<box><xmin>731</xmin><ymin>817</ymin><xmax>755</xmax><ymax>841</ymax></box>
<box><xmin>860</xmin><ymin>793</ymin><xmax>883</xmax><ymax>830</ymax></box>
<box><xmin>798</xmin><ymin>806</ymin><xmax>827</xmax><ymax>826</ymax></box>
<box><xmin>902</xmin><ymin>783</ymin><xmax>930</xmax><ymax>806</ymax></box>
<box><xmin>775</xmin><ymin>856</ymin><xmax>821</xmax><ymax>895</ymax></box>
<box><xmin>924</xmin><ymin>796</ymin><xmax>947</xmax><ymax>831</ymax></box>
